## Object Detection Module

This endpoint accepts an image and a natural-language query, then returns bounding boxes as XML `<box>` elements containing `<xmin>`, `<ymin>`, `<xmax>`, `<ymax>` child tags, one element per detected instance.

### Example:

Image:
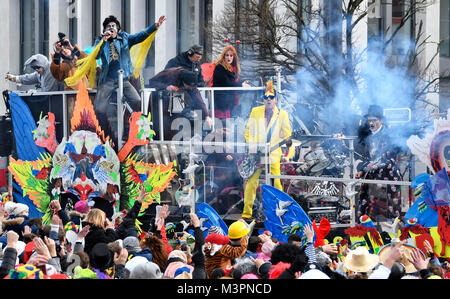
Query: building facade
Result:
<box><xmin>0</xmin><ymin>0</ymin><xmax>445</xmax><ymax>114</ymax></box>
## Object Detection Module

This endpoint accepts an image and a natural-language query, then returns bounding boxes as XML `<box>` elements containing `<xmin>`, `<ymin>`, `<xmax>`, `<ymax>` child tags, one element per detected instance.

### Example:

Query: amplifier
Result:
<box><xmin>307</xmin><ymin>195</ymin><xmax>339</xmax><ymax>209</ymax></box>
<box><xmin>307</xmin><ymin>207</ymin><xmax>338</xmax><ymax>223</ymax></box>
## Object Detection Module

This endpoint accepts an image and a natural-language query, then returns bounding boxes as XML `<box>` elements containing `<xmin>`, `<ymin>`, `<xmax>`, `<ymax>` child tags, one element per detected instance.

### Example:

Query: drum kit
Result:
<box><xmin>286</xmin><ymin>135</ymin><xmax>354</xmax><ymax>177</ymax></box>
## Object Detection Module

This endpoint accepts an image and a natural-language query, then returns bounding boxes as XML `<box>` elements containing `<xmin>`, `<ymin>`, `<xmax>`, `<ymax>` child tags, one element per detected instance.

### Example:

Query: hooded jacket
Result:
<box><xmin>18</xmin><ymin>54</ymin><xmax>64</xmax><ymax>92</ymax></box>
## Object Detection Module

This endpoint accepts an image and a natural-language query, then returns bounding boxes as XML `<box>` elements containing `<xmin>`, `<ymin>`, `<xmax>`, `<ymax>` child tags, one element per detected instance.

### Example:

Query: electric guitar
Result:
<box><xmin>237</xmin><ymin>130</ymin><xmax>303</xmax><ymax>179</ymax></box>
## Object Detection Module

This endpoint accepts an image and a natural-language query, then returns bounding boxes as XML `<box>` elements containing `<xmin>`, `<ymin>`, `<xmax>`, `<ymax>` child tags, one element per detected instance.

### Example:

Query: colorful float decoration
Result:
<box><xmin>406</xmin><ymin>115</ymin><xmax>450</xmax><ymax>258</ymax></box>
<box><xmin>261</xmin><ymin>184</ymin><xmax>315</xmax><ymax>244</ymax></box>
<box><xmin>8</xmin><ymin>83</ymin><xmax>176</xmax><ymax>229</ymax></box>
<box><xmin>344</xmin><ymin>215</ymin><xmax>384</xmax><ymax>254</ymax></box>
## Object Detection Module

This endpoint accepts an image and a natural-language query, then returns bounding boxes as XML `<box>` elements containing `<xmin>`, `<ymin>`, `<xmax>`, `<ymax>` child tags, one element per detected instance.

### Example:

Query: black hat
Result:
<box><xmin>180</xmin><ymin>69</ymin><xmax>197</xmax><ymax>87</ymax></box>
<box><xmin>364</xmin><ymin>104</ymin><xmax>384</xmax><ymax>120</ymax></box>
<box><xmin>89</xmin><ymin>243</ymin><xmax>114</xmax><ymax>271</ymax></box>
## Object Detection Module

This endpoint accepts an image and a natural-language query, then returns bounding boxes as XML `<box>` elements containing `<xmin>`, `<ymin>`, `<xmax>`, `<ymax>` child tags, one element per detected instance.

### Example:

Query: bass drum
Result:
<box><xmin>304</xmin><ymin>147</ymin><xmax>331</xmax><ymax>174</ymax></box>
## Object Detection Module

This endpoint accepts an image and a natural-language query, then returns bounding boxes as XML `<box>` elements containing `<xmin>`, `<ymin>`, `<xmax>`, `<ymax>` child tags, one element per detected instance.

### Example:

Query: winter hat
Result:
<box><xmin>123</xmin><ymin>236</ymin><xmax>142</xmax><ymax>253</ymax></box>
<box><xmin>74</xmin><ymin>200</ymin><xmax>91</xmax><ymax>214</ymax></box>
<box><xmin>11</xmin><ymin>203</ymin><xmax>29</xmax><ymax>216</ymax></box>
<box><xmin>125</xmin><ymin>256</ymin><xmax>148</xmax><ymax>273</ymax></box>
<box><xmin>89</xmin><ymin>243</ymin><xmax>114</xmax><ymax>271</ymax></box>
<box><xmin>298</xmin><ymin>269</ymin><xmax>330</xmax><ymax>279</ymax></box>
<box><xmin>168</xmin><ymin>250</ymin><xmax>188</xmax><ymax>264</ymax></box>
<box><xmin>316</xmin><ymin>251</ymin><xmax>332</xmax><ymax>268</ymax></box>
<box><xmin>205</xmin><ymin>233</ymin><xmax>229</xmax><ymax>245</ymax></box>
<box><xmin>130</xmin><ymin>261</ymin><xmax>163</xmax><ymax>279</ymax></box>
<box><xmin>4</xmin><ymin>201</ymin><xmax>15</xmax><ymax>215</ymax></box>
<box><xmin>164</xmin><ymin>261</ymin><xmax>194</xmax><ymax>278</ymax></box>
<box><xmin>343</xmin><ymin>246</ymin><xmax>379</xmax><ymax>273</ymax></box>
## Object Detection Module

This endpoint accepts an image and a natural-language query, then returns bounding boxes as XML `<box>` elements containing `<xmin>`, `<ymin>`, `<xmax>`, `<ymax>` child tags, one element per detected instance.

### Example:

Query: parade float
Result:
<box><xmin>7</xmin><ymin>83</ymin><xmax>176</xmax><ymax>233</ymax></box>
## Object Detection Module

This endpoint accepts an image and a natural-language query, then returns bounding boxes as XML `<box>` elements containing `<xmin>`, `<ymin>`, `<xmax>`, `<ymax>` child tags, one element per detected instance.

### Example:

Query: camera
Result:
<box><xmin>58</xmin><ymin>32</ymin><xmax>69</xmax><ymax>47</ymax></box>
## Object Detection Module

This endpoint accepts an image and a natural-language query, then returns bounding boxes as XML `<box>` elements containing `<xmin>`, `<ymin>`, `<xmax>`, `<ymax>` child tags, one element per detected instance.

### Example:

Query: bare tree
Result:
<box><xmin>208</xmin><ymin>0</ymin><xmax>441</xmax><ymax>134</ymax></box>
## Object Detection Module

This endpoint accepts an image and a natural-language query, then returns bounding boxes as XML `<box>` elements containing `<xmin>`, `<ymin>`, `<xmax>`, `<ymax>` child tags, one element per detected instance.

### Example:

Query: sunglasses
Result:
<box><xmin>264</xmin><ymin>95</ymin><xmax>276</xmax><ymax>101</ymax></box>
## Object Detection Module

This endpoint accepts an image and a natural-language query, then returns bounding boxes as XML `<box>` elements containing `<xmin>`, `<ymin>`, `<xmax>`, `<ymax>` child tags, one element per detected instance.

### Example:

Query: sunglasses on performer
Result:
<box><xmin>263</xmin><ymin>95</ymin><xmax>276</xmax><ymax>101</ymax></box>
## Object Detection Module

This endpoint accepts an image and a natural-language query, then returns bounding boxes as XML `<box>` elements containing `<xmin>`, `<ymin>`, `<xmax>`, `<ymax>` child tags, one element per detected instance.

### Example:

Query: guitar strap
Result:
<box><xmin>266</xmin><ymin>112</ymin><xmax>280</xmax><ymax>144</ymax></box>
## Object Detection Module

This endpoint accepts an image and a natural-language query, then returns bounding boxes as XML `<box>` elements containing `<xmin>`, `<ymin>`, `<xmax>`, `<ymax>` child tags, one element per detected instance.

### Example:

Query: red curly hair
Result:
<box><xmin>214</xmin><ymin>46</ymin><xmax>241</xmax><ymax>75</ymax></box>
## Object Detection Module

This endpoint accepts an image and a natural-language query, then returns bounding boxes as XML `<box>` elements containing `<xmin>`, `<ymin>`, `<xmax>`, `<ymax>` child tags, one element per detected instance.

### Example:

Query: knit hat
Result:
<box><xmin>125</xmin><ymin>256</ymin><xmax>148</xmax><ymax>273</ymax></box>
<box><xmin>123</xmin><ymin>236</ymin><xmax>142</xmax><ymax>253</ymax></box>
<box><xmin>74</xmin><ymin>200</ymin><xmax>91</xmax><ymax>214</ymax></box>
<box><xmin>129</xmin><ymin>261</ymin><xmax>163</xmax><ymax>279</ymax></box>
<box><xmin>10</xmin><ymin>203</ymin><xmax>29</xmax><ymax>216</ymax></box>
<box><xmin>164</xmin><ymin>261</ymin><xmax>194</xmax><ymax>278</ymax></box>
<box><xmin>241</xmin><ymin>273</ymin><xmax>259</xmax><ymax>279</ymax></box>
<box><xmin>205</xmin><ymin>233</ymin><xmax>229</xmax><ymax>245</ymax></box>
<box><xmin>89</xmin><ymin>243</ymin><xmax>114</xmax><ymax>271</ymax></box>
<box><xmin>168</xmin><ymin>250</ymin><xmax>188</xmax><ymax>264</ymax></box>
<box><xmin>4</xmin><ymin>201</ymin><xmax>15</xmax><ymax>215</ymax></box>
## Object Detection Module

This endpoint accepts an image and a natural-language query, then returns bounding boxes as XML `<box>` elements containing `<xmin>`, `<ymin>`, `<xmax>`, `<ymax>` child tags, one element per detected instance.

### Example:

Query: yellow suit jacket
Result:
<box><xmin>245</xmin><ymin>105</ymin><xmax>292</xmax><ymax>164</ymax></box>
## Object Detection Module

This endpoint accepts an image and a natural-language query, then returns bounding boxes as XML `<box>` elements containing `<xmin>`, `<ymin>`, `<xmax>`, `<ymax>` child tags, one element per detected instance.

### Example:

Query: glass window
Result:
<box><xmin>177</xmin><ymin>0</ymin><xmax>197</xmax><ymax>53</ymax></box>
<box><xmin>20</xmin><ymin>0</ymin><xmax>49</xmax><ymax>69</ymax></box>
<box><xmin>145</xmin><ymin>0</ymin><xmax>155</xmax><ymax>67</ymax></box>
<box><xmin>441</xmin><ymin>0</ymin><xmax>450</xmax><ymax>57</ymax></box>
<box><xmin>92</xmin><ymin>0</ymin><xmax>101</xmax><ymax>44</ymax></box>
<box><xmin>69</xmin><ymin>0</ymin><xmax>78</xmax><ymax>46</ymax></box>
<box><xmin>121</xmin><ymin>0</ymin><xmax>131</xmax><ymax>33</ymax></box>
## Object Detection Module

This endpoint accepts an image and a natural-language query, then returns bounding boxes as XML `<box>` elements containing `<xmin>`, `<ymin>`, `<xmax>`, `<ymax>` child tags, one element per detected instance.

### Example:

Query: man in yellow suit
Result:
<box><xmin>242</xmin><ymin>79</ymin><xmax>292</xmax><ymax>220</ymax></box>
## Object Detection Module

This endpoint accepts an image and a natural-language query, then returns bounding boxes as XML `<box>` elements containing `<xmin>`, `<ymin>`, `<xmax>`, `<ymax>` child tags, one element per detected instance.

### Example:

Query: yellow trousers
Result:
<box><xmin>242</xmin><ymin>161</ymin><xmax>282</xmax><ymax>218</ymax></box>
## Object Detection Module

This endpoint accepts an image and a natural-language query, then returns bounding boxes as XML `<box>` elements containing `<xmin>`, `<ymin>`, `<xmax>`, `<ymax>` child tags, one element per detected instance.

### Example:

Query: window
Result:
<box><xmin>177</xmin><ymin>0</ymin><xmax>197</xmax><ymax>53</ymax></box>
<box><xmin>145</xmin><ymin>0</ymin><xmax>155</xmax><ymax>67</ymax></box>
<box><xmin>441</xmin><ymin>0</ymin><xmax>450</xmax><ymax>57</ymax></box>
<box><xmin>121</xmin><ymin>0</ymin><xmax>131</xmax><ymax>33</ymax></box>
<box><xmin>92</xmin><ymin>0</ymin><xmax>101</xmax><ymax>44</ymax></box>
<box><xmin>20</xmin><ymin>0</ymin><xmax>49</xmax><ymax>69</ymax></box>
<box><xmin>68</xmin><ymin>0</ymin><xmax>78</xmax><ymax>45</ymax></box>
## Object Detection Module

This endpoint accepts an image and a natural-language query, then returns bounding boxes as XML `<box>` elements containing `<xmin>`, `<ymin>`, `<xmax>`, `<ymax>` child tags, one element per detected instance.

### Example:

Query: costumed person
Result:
<box><xmin>5</xmin><ymin>54</ymin><xmax>64</xmax><ymax>92</ymax></box>
<box><xmin>50</xmin><ymin>34</ymin><xmax>89</xmax><ymax>90</ymax></box>
<box><xmin>241</xmin><ymin>79</ymin><xmax>292</xmax><ymax>220</ymax></box>
<box><xmin>1</xmin><ymin>202</ymin><xmax>31</xmax><ymax>241</ymax></box>
<box><xmin>211</xmin><ymin>45</ymin><xmax>251</xmax><ymax>120</ymax></box>
<box><xmin>65</xmin><ymin>15</ymin><xmax>166</xmax><ymax>148</ymax></box>
<box><xmin>50</xmin><ymin>34</ymin><xmax>90</xmax><ymax>123</ymax></box>
<box><xmin>147</xmin><ymin>66</ymin><xmax>213</xmax><ymax>140</ymax></box>
<box><xmin>165</xmin><ymin>45</ymin><xmax>205</xmax><ymax>87</ymax></box>
<box><xmin>203</xmin><ymin>220</ymin><xmax>250</xmax><ymax>278</ymax></box>
<box><xmin>354</xmin><ymin>104</ymin><xmax>402</xmax><ymax>222</ymax></box>
<box><xmin>344</xmin><ymin>214</ymin><xmax>384</xmax><ymax>254</ymax></box>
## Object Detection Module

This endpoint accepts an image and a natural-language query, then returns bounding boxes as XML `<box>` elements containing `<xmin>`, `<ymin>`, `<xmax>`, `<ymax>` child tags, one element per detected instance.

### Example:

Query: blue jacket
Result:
<box><xmin>95</xmin><ymin>24</ymin><xmax>158</xmax><ymax>84</ymax></box>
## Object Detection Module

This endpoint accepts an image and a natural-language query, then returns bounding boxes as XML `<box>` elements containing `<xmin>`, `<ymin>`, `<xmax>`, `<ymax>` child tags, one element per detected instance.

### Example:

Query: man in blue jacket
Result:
<box><xmin>94</xmin><ymin>15</ymin><xmax>166</xmax><ymax>145</ymax></box>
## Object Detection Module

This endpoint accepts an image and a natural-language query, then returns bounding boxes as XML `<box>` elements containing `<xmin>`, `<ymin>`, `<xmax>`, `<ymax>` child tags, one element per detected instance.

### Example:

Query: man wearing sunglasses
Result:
<box><xmin>241</xmin><ymin>79</ymin><xmax>292</xmax><ymax>221</ymax></box>
<box><xmin>5</xmin><ymin>54</ymin><xmax>63</xmax><ymax>92</ymax></box>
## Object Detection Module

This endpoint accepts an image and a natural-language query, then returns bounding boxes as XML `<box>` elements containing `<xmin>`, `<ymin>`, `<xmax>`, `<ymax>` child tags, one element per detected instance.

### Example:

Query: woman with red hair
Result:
<box><xmin>212</xmin><ymin>46</ymin><xmax>250</xmax><ymax>120</ymax></box>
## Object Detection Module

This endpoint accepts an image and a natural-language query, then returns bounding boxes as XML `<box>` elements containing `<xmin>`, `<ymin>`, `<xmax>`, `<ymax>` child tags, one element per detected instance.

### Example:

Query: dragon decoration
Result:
<box><xmin>8</xmin><ymin>83</ymin><xmax>176</xmax><ymax>231</ymax></box>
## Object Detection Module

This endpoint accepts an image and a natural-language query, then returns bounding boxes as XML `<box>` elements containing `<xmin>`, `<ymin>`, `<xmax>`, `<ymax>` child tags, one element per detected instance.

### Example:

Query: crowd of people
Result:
<box><xmin>0</xmin><ymin>191</ymin><xmax>448</xmax><ymax>280</ymax></box>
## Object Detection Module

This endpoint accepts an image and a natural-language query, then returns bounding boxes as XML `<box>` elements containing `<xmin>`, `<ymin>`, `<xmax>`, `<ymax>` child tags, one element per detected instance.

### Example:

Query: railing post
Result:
<box><xmin>159</xmin><ymin>92</ymin><xmax>164</xmax><ymax>141</ymax></box>
<box><xmin>62</xmin><ymin>93</ymin><xmax>68</xmax><ymax>140</ymax></box>
<box><xmin>117</xmin><ymin>70</ymin><xmax>124</xmax><ymax>150</ymax></box>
